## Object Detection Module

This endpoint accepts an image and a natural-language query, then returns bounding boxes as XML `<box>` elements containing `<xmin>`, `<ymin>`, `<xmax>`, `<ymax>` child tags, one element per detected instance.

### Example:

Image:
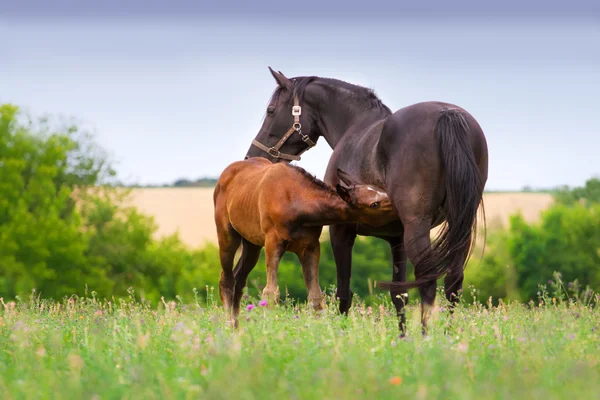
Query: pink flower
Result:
<box><xmin>247</xmin><ymin>304</ymin><xmax>255</xmax><ymax>311</ymax></box>
<box><xmin>259</xmin><ymin>300</ymin><xmax>268</xmax><ymax>307</ymax></box>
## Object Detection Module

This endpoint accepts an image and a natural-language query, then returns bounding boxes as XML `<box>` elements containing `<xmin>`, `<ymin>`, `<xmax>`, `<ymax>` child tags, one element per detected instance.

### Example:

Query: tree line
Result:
<box><xmin>1</xmin><ymin>103</ymin><xmax>598</xmax><ymax>306</ymax></box>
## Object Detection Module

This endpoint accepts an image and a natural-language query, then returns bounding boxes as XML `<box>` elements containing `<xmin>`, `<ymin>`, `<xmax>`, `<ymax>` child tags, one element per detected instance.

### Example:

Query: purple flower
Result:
<box><xmin>259</xmin><ymin>300</ymin><xmax>268</xmax><ymax>307</ymax></box>
<box><xmin>247</xmin><ymin>304</ymin><xmax>255</xmax><ymax>311</ymax></box>
<box><xmin>548</xmin><ymin>280</ymin><xmax>553</xmax><ymax>284</ymax></box>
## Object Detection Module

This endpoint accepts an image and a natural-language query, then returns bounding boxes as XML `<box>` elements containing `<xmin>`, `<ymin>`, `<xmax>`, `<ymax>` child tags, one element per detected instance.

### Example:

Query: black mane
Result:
<box><xmin>267</xmin><ymin>75</ymin><xmax>391</xmax><ymax>114</ymax></box>
<box><xmin>289</xmin><ymin>163</ymin><xmax>337</xmax><ymax>195</ymax></box>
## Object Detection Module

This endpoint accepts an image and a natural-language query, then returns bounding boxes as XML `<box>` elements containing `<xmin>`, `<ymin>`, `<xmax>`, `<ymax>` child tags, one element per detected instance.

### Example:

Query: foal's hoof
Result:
<box><xmin>226</xmin><ymin>318</ymin><xmax>239</xmax><ymax>329</ymax></box>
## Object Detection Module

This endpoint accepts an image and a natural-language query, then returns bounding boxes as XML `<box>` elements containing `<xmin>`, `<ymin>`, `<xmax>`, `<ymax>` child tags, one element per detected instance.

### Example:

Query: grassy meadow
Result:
<box><xmin>1</xmin><ymin>286</ymin><xmax>598</xmax><ymax>400</ymax></box>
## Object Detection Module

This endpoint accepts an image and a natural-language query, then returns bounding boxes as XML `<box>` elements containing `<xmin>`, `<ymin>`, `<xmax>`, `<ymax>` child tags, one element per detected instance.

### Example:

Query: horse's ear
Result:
<box><xmin>336</xmin><ymin>168</ymin><xmax>357</xmax><ymax>187</ymax></box>
<box><xmin>268</xmin><ymin>66</ymin><xmax>293</xmax><ymax>90</ymax></box>
<box><xmin>336</xmin><ymin>184</ymin><xmax>352</xmax><ymax>203</ymax></box>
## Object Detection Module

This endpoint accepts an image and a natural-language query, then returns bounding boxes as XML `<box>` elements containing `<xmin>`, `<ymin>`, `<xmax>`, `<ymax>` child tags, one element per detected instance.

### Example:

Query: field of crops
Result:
<box><xmin>1</xmin><ymin>286</ymin><xmax>598</xmax><ymax>399</ymax></box>
<box><xmin>127</xmin><ymin>188</ymin><xmax>554</xmax><ymax>248</ymax></box>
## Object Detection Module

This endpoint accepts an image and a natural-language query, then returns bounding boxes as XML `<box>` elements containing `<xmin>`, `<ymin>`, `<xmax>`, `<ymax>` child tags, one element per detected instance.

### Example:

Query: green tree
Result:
<box><xmin>508</xmin><ymin>204</ymin><xmax>600</xmax><ymax>301</ymax></box>
<box><xmin>0</xmin><ymin>103</ymin><xmax>211</xmax><ymax>303</ymax></box>
<box><xmin>553</xmin><ymin>177</ymin><xmax>600</xmax><ymax>206</ymax></box>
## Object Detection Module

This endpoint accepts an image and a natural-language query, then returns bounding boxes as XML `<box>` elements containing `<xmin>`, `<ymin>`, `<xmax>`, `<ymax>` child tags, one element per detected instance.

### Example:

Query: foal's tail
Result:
<box><xmin>378</xmin><ymin>108</ymin><xmax>485</xmax><ymax>290</ymax></box>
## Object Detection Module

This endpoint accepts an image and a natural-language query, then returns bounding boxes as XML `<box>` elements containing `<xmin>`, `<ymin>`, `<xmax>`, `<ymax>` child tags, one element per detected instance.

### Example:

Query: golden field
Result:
<box><xmin>126</xmin><ymin>188</ymin><xmax>554</xmax><ymax>249</ymax></box>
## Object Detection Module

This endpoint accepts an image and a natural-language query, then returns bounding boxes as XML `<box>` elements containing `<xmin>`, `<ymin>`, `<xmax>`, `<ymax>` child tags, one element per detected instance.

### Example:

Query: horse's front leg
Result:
<box><xmin>385</xmin><ymin>236</ymin><xmax>408</xmax><ymax>336</ymax></box>
<box><xmin>329</xmin><ymin>223</ymin><xmax>357</xmax><ymax>314</ymax></box>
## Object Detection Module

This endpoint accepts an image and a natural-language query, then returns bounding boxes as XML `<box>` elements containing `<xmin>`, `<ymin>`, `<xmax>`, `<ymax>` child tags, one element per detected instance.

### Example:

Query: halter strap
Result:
<box><xmin>251</xmin><ymin>96</ymin><xmax>317</xmax><ymax>161</ymax></box>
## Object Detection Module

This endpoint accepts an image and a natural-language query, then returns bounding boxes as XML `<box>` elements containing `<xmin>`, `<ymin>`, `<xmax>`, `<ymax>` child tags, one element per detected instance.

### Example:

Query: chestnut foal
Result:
<box><xmin>213</xmin><ymin>157</ymin><xmax>396</xmax><ymax>326</ymax></box>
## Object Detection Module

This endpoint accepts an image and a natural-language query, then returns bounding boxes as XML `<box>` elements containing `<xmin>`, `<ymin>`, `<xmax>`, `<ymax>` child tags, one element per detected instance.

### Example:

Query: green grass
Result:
<box><xmin>0</xmin><ymin>287</ymin><xmax>599</xmax><ymax>400</ymax></box>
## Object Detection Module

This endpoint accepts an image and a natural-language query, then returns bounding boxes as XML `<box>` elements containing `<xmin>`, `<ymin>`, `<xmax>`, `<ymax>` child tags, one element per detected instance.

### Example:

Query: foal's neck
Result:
<box><xmin>300</xmin><ymin>191</ymin><xmax>355</xmax><ymax>227</ymax></box>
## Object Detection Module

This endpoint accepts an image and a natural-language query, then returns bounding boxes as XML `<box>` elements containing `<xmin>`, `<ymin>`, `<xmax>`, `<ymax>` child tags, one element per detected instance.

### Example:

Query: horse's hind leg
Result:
<box><xmin>402</xmin><ymin>217</ymin><xmax>436</xmax><ymax>335</ymax></box>
<box><xmin>298</xmin><ymin>242</ymin><xmax>324</xmax><ymax>312</ymax></box>
<box><xmin>443</xmin><ymin>241</ymin><xmax>470</xmax><ymax>334</ymax></box>
<box><xmin>232</xmin><ymin>239</ymin><xmax>262</xmax><ymax>324</ymax></box>
<box><xmin>262</xmin><ymin>234</ymin><xmax>285</xmax><ymax>306</ymax></box>
<box><xmin>217</xmin><ymin>222</ymin><xmax>242</xmax><ymax>324</ymax></box>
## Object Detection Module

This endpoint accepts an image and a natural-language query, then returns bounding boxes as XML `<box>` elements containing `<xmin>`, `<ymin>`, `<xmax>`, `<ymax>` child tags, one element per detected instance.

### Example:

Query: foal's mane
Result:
<box><xmin>267</xmin><ymin>75</ymin><xmax>391</xmax><ymax>114</ymax></box>
<box><xmin>288</xmin><ymin>164</ymin><xmax>337</xmax><ymax>196</ymax></box>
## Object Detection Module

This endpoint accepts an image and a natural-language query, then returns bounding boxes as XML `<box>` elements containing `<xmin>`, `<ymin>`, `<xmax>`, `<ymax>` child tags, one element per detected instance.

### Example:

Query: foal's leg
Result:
<box><xmin>262</xmin><ymin>234</ymin><xmax>285</xmax><ymax>306</ymax></box>
<box><xmin>231</xmin><ymin>239</ymin><xmax>262</xmax><ymax>324</ymax></box>
<box><xmin>298</xmin><ymin>242</ymin><xmax>324</xmax><ymax>312</ymax></box>
<box><xmin>385</xmin><ymin>236</ymin><xmax>409</xmax><ymax>336</ymax></box>
<box><xmin>217</xmin><ymin>223</ymin><xmax>242</xmax><ymax>322</ymax></box>
<box><xmin>403</xmin><ymin>218</ymin><xmax>436</xmax><ymax>335</ymax></box>
<box><xmin>329</xmin><ymin>224</ymin><xmax>357</xmax><ymax>314</ymax></box>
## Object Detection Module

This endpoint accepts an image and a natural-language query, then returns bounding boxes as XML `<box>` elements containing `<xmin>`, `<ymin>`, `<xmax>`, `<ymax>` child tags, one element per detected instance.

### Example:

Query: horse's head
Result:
<box><xmin>334</xmin><ymin>169</ymin><xmax>397</xmax><ymax>226</ymax></box>
<box><xmin>245</xmin><ymin>67</ymin><xmax>321</xmax><ymax>163</ymax></box>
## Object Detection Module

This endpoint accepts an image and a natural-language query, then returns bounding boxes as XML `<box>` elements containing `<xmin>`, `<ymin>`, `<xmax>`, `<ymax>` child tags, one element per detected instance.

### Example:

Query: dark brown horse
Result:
<box><xmin>245</xmin><ymin>68</ymin><xmax>489</xmax><ymax>334</ymax></box>
<box><xmin>213</xmin><ymin>157</ymin><xmax>397</xmax><ymax>326</ymax></box>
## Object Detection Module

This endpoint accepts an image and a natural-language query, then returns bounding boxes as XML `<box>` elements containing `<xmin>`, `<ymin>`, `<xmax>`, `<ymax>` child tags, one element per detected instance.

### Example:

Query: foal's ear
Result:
<box><xmin>268</xmin><ymin>66</ymin><xmax>293</xmax><ymax>90</ymax></box>
<box><xmin>336</xmin><ymin>168</ymin><xmax>358</xmax><ymax>187</ymax></box>
<box><xmin>336</xmin><ymin>184</ymin><xmax>352</xmax><ymax>204</ymax></box>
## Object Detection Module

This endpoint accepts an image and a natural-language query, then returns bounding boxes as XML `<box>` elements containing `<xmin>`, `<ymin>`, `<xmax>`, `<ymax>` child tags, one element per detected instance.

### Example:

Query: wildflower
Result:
<box><xmin>389</xmin><ymin>376</ymin><xmax>402</xmax><ymax>385</ymax></box>
<box><xmin>247</xmin><ymin>304</ymin><xmax>255</xmax><ymax>311</ymax></box>
<box><xmin>36</xmin><ymin>346</ymin><xmax>46</xmax><ymax>357</ymax></box>
<box><xmin>68</xmin><ymin>354</ymin><xmax>85</xmax><ymax>371</ymax></box>
<box><xmin>79</xmin><ymin>316</ymin><xmax>84</xmax><ymax>320</ymax></box>
<box><xmin>259</xmin><ymin>300</ymin><xmax>268</xmax><ymax>307</ymax></box>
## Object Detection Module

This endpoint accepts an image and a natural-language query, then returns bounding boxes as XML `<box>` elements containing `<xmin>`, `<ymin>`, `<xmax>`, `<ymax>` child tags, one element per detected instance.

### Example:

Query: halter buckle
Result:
<box><xmin>292</xmin><ymin>106</ymin><xmax>301</xmax><ymax>116</ymax></box>
<box><xmin>268</xmin><ymin>147</ymin><xmax>281</xmax><ymax>158</ymax></box>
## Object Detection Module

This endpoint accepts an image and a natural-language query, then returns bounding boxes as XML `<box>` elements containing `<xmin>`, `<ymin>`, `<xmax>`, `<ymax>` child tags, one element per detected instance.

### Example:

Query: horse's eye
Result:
<box><xmin>370</xmin><ymin>202</ymin><xmax>380</xmax><ymax>209</ymax></box>
<box><xmin>267</xmin><ymin>106</ymin><xmax>275</xmax><ymax>114</ymax></box>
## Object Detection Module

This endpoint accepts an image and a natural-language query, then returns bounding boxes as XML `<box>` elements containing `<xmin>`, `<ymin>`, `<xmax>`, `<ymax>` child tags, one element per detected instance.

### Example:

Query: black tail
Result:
<box><xmin>378</xmin><ymin>109</ymin><xmax>486</xmax><ymax>290</ymax></box>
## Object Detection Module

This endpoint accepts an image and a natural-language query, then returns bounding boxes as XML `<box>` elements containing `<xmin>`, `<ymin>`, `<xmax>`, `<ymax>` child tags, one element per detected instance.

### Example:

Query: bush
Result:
<box><xmin>508</xmin><ymin>203</ymin><xmax>600</xmax><ymax>301</ymax></box>
<box><xmin>0</xmin><ymin>104</ymin><xmax>220</xmax><ymax>303</ymax></box>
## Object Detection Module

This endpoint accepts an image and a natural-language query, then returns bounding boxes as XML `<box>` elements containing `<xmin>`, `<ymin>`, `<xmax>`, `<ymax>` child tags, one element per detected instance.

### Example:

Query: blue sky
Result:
<box><xmin>1</xmin><ymin>3</ymin><xmax>599</xmax><ymax>190</ymax></box>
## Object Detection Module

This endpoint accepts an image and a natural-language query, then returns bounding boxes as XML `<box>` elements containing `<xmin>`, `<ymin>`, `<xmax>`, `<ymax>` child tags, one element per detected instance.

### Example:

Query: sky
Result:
<box><xmin>1</xmin><ymin>1</ymin><xmax>599</xmax><ymax>190</ymax></box>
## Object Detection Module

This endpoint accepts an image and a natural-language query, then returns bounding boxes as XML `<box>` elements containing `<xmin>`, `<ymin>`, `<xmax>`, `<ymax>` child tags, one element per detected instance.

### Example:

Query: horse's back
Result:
<box><xmin>381</xmin><ymin>101</ymin><xmax>486</xmax><ymax>158</ymax></box>
<box><xmin>216</xmin><ymin>158</ymin><xmax>271</xmax><ymax>192</ymax></box>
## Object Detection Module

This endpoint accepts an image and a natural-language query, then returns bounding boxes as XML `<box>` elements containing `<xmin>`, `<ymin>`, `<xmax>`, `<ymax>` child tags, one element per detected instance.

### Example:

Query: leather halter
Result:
<box><xmin>251</xmin><ymin>96</ymin><xmax>317</xmax><ymax>161</ymax></box>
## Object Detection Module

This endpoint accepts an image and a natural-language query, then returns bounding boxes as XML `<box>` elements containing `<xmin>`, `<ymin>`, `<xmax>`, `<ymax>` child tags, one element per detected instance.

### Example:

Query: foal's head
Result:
<box><xmin>335</xmin><ymin>169</ymin><xmax>397</xmax><ymax>226</ymax></box>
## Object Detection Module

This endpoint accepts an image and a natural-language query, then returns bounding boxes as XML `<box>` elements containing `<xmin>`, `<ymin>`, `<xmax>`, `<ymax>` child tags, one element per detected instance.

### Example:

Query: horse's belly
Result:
<box><xmin>356</xmin><ymin>221</ymin><xmax>404</xmax><ymax>237</ymax></box>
